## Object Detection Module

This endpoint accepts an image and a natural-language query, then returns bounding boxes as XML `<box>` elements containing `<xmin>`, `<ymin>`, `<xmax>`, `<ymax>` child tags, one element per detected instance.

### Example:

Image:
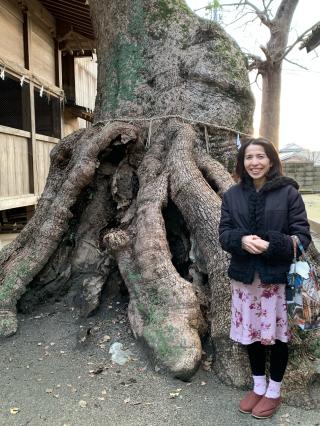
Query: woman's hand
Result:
<box><xmin>241</xmin><ymin>235</ymin><xmax>270</xmax><ymax>254</ymax></box>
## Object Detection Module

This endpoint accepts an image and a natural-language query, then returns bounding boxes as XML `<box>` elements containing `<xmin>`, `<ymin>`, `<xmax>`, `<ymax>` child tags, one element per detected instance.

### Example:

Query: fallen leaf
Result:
<box><xmin>79</xmin><ymin>400</ymin><xmax>87</xmax><ymax>408</ymax></box>
<box><xmin>10</xmin><ymin>407</ymin><xmax>20</xmax><ymax>415</ymax></box>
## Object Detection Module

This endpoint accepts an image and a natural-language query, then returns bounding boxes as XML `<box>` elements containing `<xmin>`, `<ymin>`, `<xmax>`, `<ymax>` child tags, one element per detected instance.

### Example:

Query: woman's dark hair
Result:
<box><xmin>235</xmin><ymin>137</ymin><xmax>283</xmax><ymax>181</ymax></box>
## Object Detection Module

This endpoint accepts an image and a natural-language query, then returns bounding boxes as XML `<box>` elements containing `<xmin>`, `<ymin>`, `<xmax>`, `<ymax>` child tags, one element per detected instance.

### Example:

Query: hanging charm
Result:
<box><xmin>236</xmin><ymin>133</ymin><xmax>241</xmax><ymax>150</ymax></box>
<box><xmin>146</xmin><ymin>119</ymin><xmax>153</xmax><ymax>149</ymax></box>
<box><xmin>204</xmin><ymin>126</ymin><xmax>210</xmax><ymax>154</ymax></box>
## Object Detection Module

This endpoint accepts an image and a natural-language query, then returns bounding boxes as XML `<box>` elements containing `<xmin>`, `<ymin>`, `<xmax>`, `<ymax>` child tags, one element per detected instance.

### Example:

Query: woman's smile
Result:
<box><xmin>244</xmin><ymin>144</ymin><xmax>272</xmax><ymax>188</ymax></box>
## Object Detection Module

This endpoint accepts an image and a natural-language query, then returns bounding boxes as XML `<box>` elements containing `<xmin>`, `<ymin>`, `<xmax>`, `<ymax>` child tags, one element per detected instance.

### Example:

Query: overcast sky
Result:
<box><xmin>185</xmin><ymin>0</ymin><xmax>320</xmax><ymax>151</ymax></box>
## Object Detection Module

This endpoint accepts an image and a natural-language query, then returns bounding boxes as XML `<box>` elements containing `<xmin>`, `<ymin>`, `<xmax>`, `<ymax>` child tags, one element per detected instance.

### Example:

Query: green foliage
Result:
<box><xmin>205</xmin><ymin>0</ymin><xmax>221</xmax><ymax>11</ymax></box>
<box><xmin>151</xmin><ymin>0</ymin><xmax>192</xmax><ymax>23</ymax></box>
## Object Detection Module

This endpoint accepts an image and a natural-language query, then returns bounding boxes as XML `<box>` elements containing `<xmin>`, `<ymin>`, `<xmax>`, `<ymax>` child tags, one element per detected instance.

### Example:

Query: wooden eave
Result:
<box><xmin>302</xmin><ymin>24</ymin><xmax>320</xmax><ymax>53</ymax></box>
<box><xmin>65</xmin><ymin>103</ymin><xmax>93</xmax><ymax>122</ymax></box>
<box><xmin>38</xmin><ymin>0</ymin><xmax>95</xmax><ymax>42</ymax></box>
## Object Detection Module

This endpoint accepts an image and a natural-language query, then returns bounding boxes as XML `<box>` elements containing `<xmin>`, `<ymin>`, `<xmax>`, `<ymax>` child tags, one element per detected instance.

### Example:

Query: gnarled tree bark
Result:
<box><xmin>0</xmin><ymin>0</ymin><xmax>319</xmax><ymax>407</ymax></box>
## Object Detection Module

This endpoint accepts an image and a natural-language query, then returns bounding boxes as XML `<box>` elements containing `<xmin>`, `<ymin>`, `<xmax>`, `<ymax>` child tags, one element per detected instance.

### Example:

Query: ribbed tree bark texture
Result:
<box><xmin>0</xmin><ymin>0</ymin><xmax>319</xmax><ymax>408</ymax></box>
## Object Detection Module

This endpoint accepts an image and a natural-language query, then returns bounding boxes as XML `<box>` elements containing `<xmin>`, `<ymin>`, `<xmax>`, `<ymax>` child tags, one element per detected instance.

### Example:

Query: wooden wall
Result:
<box><xmin>0</xmin><ymin>126</ymin><xmax>58</xmax><ymax>205</ymax></box>
<box><xmin>0</xmin><ymin>0</ymin><xmax>96</xmax><ymax>211</ymax></box>
<box><xmin>0</xmin><ymin>0</ymin><xmax>59</xmax><ymax>210</ymax></box>
<box><xmin>35</xmin><ymin>136</ymin><xmax>57</xmax><ymax>194</ymax></box>
<box><xmin>0</xmin><ymin>0</ymin><xmax>24</xmax><ymax>67</ymax></box>
<box><xmin>0</xmin><ymin>127</ymin><xmax>30</xmax><ymax>197</ymax></box>
<box><xmin>74</xmin><ymin>57</ymin><xmax>97</xmax><ymax>111</ymax></box>
<box><xmin>30</xmin><ymin>18</ymin><xmax>56</xmax><ymax>85</ymax></box>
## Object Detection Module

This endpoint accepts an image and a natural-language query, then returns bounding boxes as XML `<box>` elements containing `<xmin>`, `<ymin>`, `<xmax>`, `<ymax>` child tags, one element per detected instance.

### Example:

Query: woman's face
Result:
<box><xmin>244</xmin><ymin>144</ymin><xmax>272</xmax><ymax>186</ymax></box>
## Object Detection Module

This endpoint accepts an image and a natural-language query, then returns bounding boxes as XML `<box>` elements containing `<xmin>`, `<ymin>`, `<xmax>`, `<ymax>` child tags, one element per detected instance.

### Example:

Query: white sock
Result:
<box><xmin>265</xmin><ymin>379</ymin><xmax>282</xmax><ymax>399</ymax></box>
<box><xmin>253</xmin><ymin>375</ymin><xmax>266</xmax><ymax>396</ymax></box>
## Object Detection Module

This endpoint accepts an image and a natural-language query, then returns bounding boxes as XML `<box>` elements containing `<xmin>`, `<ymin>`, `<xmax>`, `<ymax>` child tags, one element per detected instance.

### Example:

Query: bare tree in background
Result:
<box><xmin>204</xmin><ymin>0</ymin><xmax>320</xmax><ymax>148</ymax></box>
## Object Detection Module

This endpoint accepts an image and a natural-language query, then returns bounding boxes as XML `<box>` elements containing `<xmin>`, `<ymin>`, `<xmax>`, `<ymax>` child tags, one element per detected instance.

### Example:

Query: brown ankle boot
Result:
<box><xmin>251</xmin><ymin>396</ymin><xmax>281</xmax><ymax>419</ymax></box>
<box><xmin>239</xmin><ymin>391</ymin><xmax>264</xmax><ymax>414</ymax></box>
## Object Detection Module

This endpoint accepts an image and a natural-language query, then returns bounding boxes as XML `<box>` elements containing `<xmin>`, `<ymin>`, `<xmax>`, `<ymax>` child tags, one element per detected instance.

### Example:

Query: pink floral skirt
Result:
<box><xmin>230</xmin><ymin>273</ymin><xmax>291</xmax><ymax>345</ymax></box>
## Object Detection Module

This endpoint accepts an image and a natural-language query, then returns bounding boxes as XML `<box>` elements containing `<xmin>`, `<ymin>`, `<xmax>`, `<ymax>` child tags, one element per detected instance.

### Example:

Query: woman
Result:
<box><xmin>218</xmin><ymin>137</ymin><xmax>311</xmax><ymax>419</ymax></box>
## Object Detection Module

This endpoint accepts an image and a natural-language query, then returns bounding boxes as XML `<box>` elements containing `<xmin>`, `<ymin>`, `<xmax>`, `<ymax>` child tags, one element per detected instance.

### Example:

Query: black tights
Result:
<box><xmin>247</xmin><ymin>340</ymin><xmax>288</xmax><ymax>382</ymax></box>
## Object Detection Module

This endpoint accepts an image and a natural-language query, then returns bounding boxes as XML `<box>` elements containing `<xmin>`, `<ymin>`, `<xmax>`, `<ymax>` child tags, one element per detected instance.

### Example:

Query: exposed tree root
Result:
<box><xmin>0</xmin><ymin>119</ymin><xmax>319</xmax><ymax>406</ymax></box>
<box><xmin>0</xmin><ymin>123</ymin><xmax>138</xmax><ymax>335</ymax></box>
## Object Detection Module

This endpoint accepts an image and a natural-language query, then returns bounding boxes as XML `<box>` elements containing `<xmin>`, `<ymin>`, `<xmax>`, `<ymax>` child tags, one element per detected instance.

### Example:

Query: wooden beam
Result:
<box><xmin>0</xmin><ymin>194</ymin><xmax>38</xmax><ymax>211</ymax></box>
<box><xmin>54</xmin><ymin>39</ymin><xmax>60</xmax><ymax>87</ymax></box>
<box><xmin>0</xmin><ymin>126</ymin><xmax>31</xmax><ymax>138</ymax></box>
<box><xmin>29</xmin><ymin>82</ymin><xmax>38</xmax><ymax>195</ymax></box>
<box><xmin>22</xmin><ymin>12</ymin><xmax>30</xmax><ymax>70</ymax></box>
<box><xmin>40</xmin><ymin>2</ymin><xmax>91</xmax><ymax>22</ymax></box>
<box><xmin>41</xmin><ymin>0</ymin><xmax>90</xmax><ymax>13</ymax></box>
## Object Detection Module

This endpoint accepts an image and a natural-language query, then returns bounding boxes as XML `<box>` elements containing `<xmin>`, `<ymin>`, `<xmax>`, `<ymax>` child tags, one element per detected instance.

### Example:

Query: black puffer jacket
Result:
<box><xmin>219</xmin><ymin>176</ymin><xmax>311</xmax><ymax>285</ymax></box>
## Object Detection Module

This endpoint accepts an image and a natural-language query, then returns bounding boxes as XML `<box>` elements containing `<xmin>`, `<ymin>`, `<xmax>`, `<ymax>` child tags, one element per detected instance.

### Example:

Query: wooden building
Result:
<box><xmin>302</xmin><ymin>24</ymin><xmax>320</xmax><ymax>53</ymax></box>
<box><xmin>0</xmin><ymin>0</ymin><xmax>96</xmax><ymax>215</ymax></box>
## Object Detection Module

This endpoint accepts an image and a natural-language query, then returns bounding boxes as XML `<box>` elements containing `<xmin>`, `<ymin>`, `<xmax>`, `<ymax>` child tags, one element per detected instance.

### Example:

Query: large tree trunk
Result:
<box><xmin>0</xmin><ymin>0</ymin><xmax>319</xmax><ymax>406</ymax></box>
<box><xmin>259</xmin><ymin>0</ymin><xmax>299</xmax><ymax>148</ymax></box>
<box><xmin>259</xmin><ymin>63</ymin><xmax>282</xmax><ymax>147</ymax></box>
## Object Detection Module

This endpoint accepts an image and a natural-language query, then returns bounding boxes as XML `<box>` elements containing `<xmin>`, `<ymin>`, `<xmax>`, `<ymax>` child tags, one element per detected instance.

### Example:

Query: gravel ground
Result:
<box><xmin>0</xmin><ymin>297</ymin><xmax>320</xmax><ymax>426</ymax></box>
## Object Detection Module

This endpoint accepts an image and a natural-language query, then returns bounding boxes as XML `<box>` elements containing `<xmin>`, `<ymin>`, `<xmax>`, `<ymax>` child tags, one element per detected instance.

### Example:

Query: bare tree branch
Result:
<box><xmin>284</xmin><ymin>57</ymin><xmax>308</xmax><ymax>70</ymax></box>
<box><xmin>249</xmin><ymin>71</ymin><xmax>262</xmax><ymax>91</ymax></box>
